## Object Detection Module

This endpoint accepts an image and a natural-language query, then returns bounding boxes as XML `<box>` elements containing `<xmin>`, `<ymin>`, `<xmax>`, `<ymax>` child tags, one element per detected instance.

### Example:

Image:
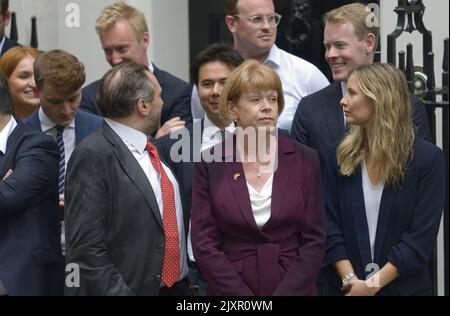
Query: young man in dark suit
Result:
<box><xmin>23</xmin><ymin>49</ymin><xmax>102</xmax><ymax>256</ymax></box>
<box><xmin>80</xmin><ymin>2</ymin><xmax>192</xmax><ymax>139</ymax></box>
<box><xmin>0</xmin><ymin>0</ymin><xmax>19</xmax><ymax>56</ymax></box>
<box><xmin>290</xmin><ymin>3</ymin><xmax>432</xmax><ymax>169</ymax></box>
<box><xmin>157</xmin><ymin>43</ymin><xmax>243</xmax><ymax>295</ymax></box>
<box><xmin>65</xmin><ymin>62</ymin><xmax>191</xmax><ymax>296</ymax></box>
<box><xmin>0</xmin><ymin>71</ymin><xmax>64</xmax><ymax>296</ymax></box>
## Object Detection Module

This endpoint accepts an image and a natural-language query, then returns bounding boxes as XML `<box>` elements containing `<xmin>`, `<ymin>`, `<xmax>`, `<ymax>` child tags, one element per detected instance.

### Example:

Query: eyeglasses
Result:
<box><xmin>233</xmin><ymin>13</ymin><xmax>282</xmax><ymax>28</ymax></box>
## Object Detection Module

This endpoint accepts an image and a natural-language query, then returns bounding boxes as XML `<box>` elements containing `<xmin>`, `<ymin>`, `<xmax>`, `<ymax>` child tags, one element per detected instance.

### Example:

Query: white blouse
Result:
<box><xmin>246</xmin><ymin>174</ymin><xmax>274</xmax><ymax>229</ymax></box>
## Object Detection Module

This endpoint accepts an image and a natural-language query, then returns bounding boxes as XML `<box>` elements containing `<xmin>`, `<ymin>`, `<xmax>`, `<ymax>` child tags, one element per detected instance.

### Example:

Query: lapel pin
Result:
<box><xmin>233</xmin><ymin>173</ymin><xmax>241</xmax><ymax>181</ymax></box>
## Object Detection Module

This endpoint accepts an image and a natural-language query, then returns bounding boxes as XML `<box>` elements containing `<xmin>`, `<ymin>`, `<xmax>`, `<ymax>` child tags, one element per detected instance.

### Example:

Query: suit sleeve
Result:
<box><xmin>410</xmin><ymin>95</ymin><xmax>432</xmax><ymax>142</ymax></box>
<box><xmin>64</xmin><ymin>147</ymin><xmax>134</xmax><ymax>296</ymax></box>
<box><xmin>190</xmin><ymin>161</ymin><xmax>254</xmax><ymax>296</ymax></box>
<box><xmin>275</xmin><ymin>148</ymin><xmax>326</xmax><ymax>295</ymax></box>
<box><xmin>386</xmin><ymin>147</ymin><xmax>445</xmax><ymax>277</ymax></box>
<box><xmin>322</xmin><ymin>150</ymin><xmax>350</xmax><ymax>266</ymax></box>
<box><xmin>0</xmin><ymin>134</ymin><xmax>58</xmax><ymax>215</ymax></box>
<box><xmin>290</xmin><ymin>98</ymin><xmax>311</xmax><ymax>146</ymax></box>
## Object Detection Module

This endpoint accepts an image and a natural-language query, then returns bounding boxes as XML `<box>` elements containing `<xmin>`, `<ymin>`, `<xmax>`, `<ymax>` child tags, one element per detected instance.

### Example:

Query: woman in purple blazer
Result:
<box><xmin>323</xmin><ymin>63</ymin><xmax>445</xmax><ymax>296</ymax></box>
<box><xmin>191</xmin><ymin>60</ymin><xmax>326</xmax><ymax>296</ymax></box>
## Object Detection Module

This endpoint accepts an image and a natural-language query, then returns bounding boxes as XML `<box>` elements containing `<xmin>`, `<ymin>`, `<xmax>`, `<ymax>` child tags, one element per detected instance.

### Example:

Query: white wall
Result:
<box><xmin>6</xmin><ymin>0</ymin><xmax>190</xmax><ymax>85</ymax></box>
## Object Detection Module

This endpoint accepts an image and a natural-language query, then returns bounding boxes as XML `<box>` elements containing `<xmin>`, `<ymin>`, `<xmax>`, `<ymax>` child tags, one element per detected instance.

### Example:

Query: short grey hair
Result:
<box><xmin>97</xmin><ymin>62</ymin><xmax>155</xmax><ymax>118</ymax></box>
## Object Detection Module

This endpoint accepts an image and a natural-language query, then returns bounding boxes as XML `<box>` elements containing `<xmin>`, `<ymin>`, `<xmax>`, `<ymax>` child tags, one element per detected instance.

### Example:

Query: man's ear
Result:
<box><xmin>365</xmin><ymin>33</ymin><xmax>376</xmax><ymax>55</ymax></box>
<box><xmin>136</xmin><ymin>98</ymin><xmax>151</xmax><ymax>117</ymax></box>
<box><xmin>2</xmin><ymin>11</ymin><xmax>11</xmax><ymax>27</ymax></box>
<box><xmin>141</xmin><ymin>32</ymin><xmax>150</xmax><ymax>50</ymax></box>
<box><xmin>225</xmin><ymin>15</ymin><xmax>237</xmax><ymax>33</ymax></box>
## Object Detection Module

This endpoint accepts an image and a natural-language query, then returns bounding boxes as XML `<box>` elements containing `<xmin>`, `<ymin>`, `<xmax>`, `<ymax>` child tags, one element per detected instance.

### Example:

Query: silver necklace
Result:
<box><xmin>248</xmin><ymin>162</ymin><xmax>261</xmax><ymax>178</ymax></box>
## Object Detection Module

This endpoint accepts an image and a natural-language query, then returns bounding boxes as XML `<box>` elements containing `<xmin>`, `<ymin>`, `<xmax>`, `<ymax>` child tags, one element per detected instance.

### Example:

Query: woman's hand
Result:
<box><xmin>342</xmin><ymin>279</ymin><xmax>380</xmax><ymax>296</ymax></box>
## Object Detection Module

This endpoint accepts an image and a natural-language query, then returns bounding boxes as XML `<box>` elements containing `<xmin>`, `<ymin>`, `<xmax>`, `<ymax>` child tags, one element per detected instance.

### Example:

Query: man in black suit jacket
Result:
<box><xmin>65</xmin><ymin>62</ymin><xmax>191</xmax><ymax>296</ymax></box>
<box><xmin>0</xmin><ymin>0</ymin><xmax>20</xmax><ymax>56</ymax></box>
<box><xmin>0</xmin><ymin>71</ymin><xmax>64</xmax><ymax>296</ymax></box>
<box><xmin>291</xmin><ymin>3</ymin><xmax>431</xmax><ymax>169</ymax></box>
<box><xmin>79</xmin><ymin>2</ymin><xmax>192</xmax><ymax>138</ymax></box>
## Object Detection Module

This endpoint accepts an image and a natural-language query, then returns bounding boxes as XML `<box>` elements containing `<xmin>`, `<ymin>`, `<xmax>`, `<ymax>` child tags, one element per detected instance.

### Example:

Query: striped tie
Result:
<box><xmin>56</xmin><ymin>125</ymin><xmax>66</xmax><ymax>195</ymax></box>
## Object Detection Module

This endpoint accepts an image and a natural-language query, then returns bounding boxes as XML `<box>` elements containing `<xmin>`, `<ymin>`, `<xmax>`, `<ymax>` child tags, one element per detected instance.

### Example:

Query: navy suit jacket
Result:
<box><xmin>191</xmin><ymin>133</ymin><xmax>326</xmax><ymax>296</ymax></box>
<box><xmin>1</xmin><ymin>37</ymin><xmax>20</xmax><ymax>56</ymax></box>
<box><xmin>291</xmin><ymin>81</ymin><xmax>432</xmax><ymax>169</ymax></box>
<box><xmin>0</xmin><ymin>121</ymin><xmax>64</xmax><ymax>295</ymax></box>
<box><xmin>79</xmin><ymin>65</ymin><xmax>193</xmax><ymax>126</ymax></box>
<box><xmin>322</xmin><ymin>137</ymin><xmax>445</xmax><ymax>296</ymax></box>
<box><xmin>23</xmin><ymin>110</ymin><xmax>102</xmax><ymax>146</ymax></box>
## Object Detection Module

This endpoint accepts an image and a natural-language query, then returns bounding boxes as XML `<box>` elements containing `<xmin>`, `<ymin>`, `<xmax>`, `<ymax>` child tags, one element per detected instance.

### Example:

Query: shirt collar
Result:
<box><xmin>203</xmin><ymin>115</ymin><xmax>235</xmax><ymax>140</ymax></box>
<box><xmin>0</xmin><ymin>36</ymin><xmax>6</xmax><ymax>54</ymax></box>
<box><xmin>105</xmin><ymin>118</ymin><xmax>148</xmax><ymax>154</ymax></box>
<box><xmin>264</xmin><ymin>45</ymin><xmax>281</xmax><ymax>69</ymax></box>
<box><xmin>38</xmin><ymin>107</ymin><xmax>75</xmax><ymax>132</ymax></box>
<box><xmin>0</xmin><ymin>116</ymin><xmax>17</xmax><ymax>155</ymax></box>
<box><xmin>340</xmin><ymin>81</ymin><xmax>347</xmax><ymax>97</ymax></box>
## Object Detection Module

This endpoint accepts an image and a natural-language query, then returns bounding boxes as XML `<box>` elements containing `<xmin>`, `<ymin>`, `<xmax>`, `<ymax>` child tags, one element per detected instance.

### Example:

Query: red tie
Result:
<box><xmin>145</xmin><ymin>140</ymin><xmax>180</xmax><ymax>287</ymax></box>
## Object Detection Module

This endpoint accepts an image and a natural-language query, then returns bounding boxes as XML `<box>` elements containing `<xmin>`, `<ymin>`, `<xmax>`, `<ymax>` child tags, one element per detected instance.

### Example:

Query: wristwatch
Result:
<box><xmin>342</xmin><ymin>272</ymin><xmax>355</xmax><ymax>284</ymax></box>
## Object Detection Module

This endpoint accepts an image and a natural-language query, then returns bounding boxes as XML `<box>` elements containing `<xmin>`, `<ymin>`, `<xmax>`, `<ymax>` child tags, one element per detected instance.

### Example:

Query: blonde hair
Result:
<box><xmin>324</xmin><ymin>3</ymin><xmax>379</xmax><ymax>51</ymax></box>
<box><xmin>219</xmin><ymin>59</ymin><xmax>284</xmax><ymax>121</ymax></box>
<box><xmin>337</xmin><ymin>63</ymin><xmax>414</xmax><ymax>187</ymax></box>
<box><xmin>95</xmin><ymin>2</ymin><xmax>148</xmax><ymax>40</ymax></box>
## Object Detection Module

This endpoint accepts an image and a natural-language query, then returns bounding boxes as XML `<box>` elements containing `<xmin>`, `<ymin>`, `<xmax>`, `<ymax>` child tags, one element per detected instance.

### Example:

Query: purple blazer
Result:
<box><xmin>191</xmin><ymin>133</ymin><xmax>326</xmax><ymax>296</ymax></box>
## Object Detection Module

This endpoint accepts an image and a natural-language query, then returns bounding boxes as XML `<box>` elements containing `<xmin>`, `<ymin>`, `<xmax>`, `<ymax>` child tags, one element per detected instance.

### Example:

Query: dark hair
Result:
<box><xmin>97</xmin><ymin>62</ymin><xmax>155</xmax><ymax>118</ymax></box>
<box><xmin>0</xmin><ymin>0</ymin><xmax>8</xmax><ymax>16</ymax></box>
<box><xmin>225</xmin><ymin>0</ymin><xmax>239</xmax><ymax>15</ymax></box>
<box><xmin>34</xmin><ymin>49</ymin><xmax>86</xmax><ymax>93</ymax></box>
<box><xmin>0</xmin><ymin>70</ymin><xmax>13</xmax><ymax>115</ymax></box>
<box><xmin>190</xmin><ymin>43</ymin><xmax>244</xmax><ymax>85</ymax></box>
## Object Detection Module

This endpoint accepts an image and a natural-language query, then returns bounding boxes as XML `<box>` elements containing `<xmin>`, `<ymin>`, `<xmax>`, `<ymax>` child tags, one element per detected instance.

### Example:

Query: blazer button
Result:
<box><xmin>158</xmin><ymin>242</ymin><xmax>164</xmax><ymax>250</ymax></box>
<box><xmin>154</xmin><ymin>275</ymin><xmax>161</xmax><ymax>283</ymax></box>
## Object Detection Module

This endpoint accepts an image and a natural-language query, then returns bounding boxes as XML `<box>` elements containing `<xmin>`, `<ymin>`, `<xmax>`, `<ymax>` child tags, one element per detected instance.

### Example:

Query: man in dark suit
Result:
<box><xmin>80</xmin><ymin>2</ymin><xmax>192</xmax><ymax>138</ymax></box>
<box><xmin>291</xmin><ymin>3</ymin><xmax>432</xmax><ymax>169</ymax></box>
<box><xmin>0</xmin><ymin>70</ymin><xmax>64</xmax><ymax>296</ymax></box>
<box><xmin>65</xmin><ymin>62</ymin><xmax>191</xmax><ymax>296</ymax></box>
<box><xmin>0</xmin><ymin>0</ymin><xmax>19</xmax><ymax>56</ymax></box>
<box><xmin>158</xmin><ymin>43</ymin><xmax>243</xmax><ymax>295</ymax></box>
<box><xmin>23</xmin><ymin>49</ymin><xmax>102</xmax><ymax>255</ymax></box>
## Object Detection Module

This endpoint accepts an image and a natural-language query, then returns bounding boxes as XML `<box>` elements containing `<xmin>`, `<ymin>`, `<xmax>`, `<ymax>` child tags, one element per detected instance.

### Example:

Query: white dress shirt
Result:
<box><xmin>362</xmin><ymin>160</ymin><xmax>384</xmax><ymax>261</ymax></box>
<box><xmin>0</xmin><ymin>116</ymin><xmax>17</xmax><ymax>155</ymax></box>
<box><xmin>105</xmin><ymin>118</ymin><xmax>188</xmax><ymax>283</ymax></box>
<box><xmin>200</xmin><ymin>115</ymin><xmax>236</xmax><ymax>152</ymax></box>
<box><xmin>247</xmin><ymin>174</ymin><xmax>273</xmax><ymax>229</ymax></box>
<box><xmin>39</xmin><ymin>108</ymin><xmax>76</xmax><ymax>171</ymax></box>
<box><xmin>190</xmin><ymin>45</ymin><xmax>329</xmax><ymax>133</ymax></box>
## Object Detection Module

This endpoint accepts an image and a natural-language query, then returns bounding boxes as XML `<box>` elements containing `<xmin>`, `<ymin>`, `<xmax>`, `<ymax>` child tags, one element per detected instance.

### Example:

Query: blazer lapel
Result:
<box><xmin>263</xmin><ymin>133</ymin><xmax>295</xmax><ymax>231</ymax></box>
<box><xmin>74</xmin><ymin>112</ymin><xmax>87</xmax><ymax>145</ymax></box>
<box><xmin>350</xmin><ymin>167</ymin><xmax>373</xmax><ymax>266</ymax></box>
<box><xmin>322</xmin><ymin>82</ymin><xmax>346</xmax><ymax>143</ymax></box>
<box><xmin>103</xmin><ymin>124</ymin><xmax>163</xmax><ymax>229</ymax></box>
<box><xmin>222</xmin><ymin>138</ymin><xmax>260</xmax><ymax>231</ymax></box>
<box><xmin>373</xmin><ymin>187</ymin><xmax>396</xmax><ymax>263</ymax></box>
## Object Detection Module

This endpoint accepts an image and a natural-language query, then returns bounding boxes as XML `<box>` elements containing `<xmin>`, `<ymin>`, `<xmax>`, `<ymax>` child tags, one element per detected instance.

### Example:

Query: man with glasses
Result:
<box><xmin>223</xmin><ymin>0</ymin><xmax>329</xmax><ymax>132</ymax></box>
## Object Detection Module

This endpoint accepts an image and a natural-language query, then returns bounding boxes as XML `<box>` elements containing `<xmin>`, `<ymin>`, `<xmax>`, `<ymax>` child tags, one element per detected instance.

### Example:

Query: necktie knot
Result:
<box><xmin>55</xmin><ymin>125</ymin><xmax>65</xmax><ymax>135</ymax></box>
<box><xmin>216</xmin><ymin>129</ymin><xmax>226</xmax><ymax>142</ymax></box>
